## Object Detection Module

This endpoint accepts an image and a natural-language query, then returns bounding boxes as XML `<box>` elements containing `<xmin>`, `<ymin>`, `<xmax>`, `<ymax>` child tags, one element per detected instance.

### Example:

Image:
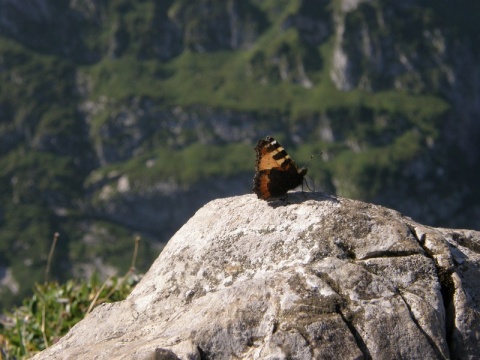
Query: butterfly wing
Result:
<box><xmin>253</xmin><ymin>137</ymin><xmax>306</xmax><ymax>199</ymax></box>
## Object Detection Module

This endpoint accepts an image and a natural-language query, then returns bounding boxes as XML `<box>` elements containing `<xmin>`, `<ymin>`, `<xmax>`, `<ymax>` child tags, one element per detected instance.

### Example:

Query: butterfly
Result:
<box><xmin>253</xmin><ymin>136</ymin><xmax>307</xmax><ymax>200</ymax></box>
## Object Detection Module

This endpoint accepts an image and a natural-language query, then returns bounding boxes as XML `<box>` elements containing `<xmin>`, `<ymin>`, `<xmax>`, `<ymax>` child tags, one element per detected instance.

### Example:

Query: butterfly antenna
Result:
<box><xmin>304</xmin><ymin>151</ymin><xmax>323</xmax><ymax>168</ymax></box>
<box><xmin>302</xmin><ymin>151</ymin><xmax>322</xmax><ymax>194</ymax></box>
<box><xmin>305</xmin><ymin>154</ymin><xmax>314</xmax><ymax>168</ymax></box>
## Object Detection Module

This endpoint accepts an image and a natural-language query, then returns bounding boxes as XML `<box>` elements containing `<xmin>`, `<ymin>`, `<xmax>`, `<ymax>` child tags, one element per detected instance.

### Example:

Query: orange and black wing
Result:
<box><xmin>253</xmin><ymin>136</ymin><xmax>307</xmax><ymax>200</ymax></box>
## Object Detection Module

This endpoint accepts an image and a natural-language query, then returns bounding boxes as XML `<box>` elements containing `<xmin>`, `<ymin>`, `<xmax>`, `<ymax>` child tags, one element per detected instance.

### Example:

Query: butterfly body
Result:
<box><xmin>253</xmin><ymin>136</ymin><xmax>307</xmax><ymax>200</ymax></box>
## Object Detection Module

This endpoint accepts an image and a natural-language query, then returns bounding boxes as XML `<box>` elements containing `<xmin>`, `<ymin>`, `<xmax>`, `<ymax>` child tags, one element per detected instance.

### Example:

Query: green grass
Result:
<box><xmin>0</xmin><ymin>229</ymin><xmax>143</xmax><ymax>359</ymax></box>
<box><xmin>0</xmin><ymin>274</ymin><xmax>140</xmax><ymax>359</ymax></box>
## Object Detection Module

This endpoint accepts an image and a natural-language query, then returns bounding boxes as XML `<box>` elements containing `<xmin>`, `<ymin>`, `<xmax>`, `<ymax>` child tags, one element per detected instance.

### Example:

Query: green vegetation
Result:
<box><xmin>87</xmin><ymin>142</ymin><xmax>253</xmax><ymax>191</ymax></box>
<box><xmin>0</xmin><ymin>273</ymin><xmax>139</xmax><ymax>359</ymax></box>
<box><xmin>330</xmin><ymin>130</ymin><xmax>424</xmax><ymax>198</ymax></box>
<box><xmin>0</xmin><ymin>0</ymin><xmax>472</xmax><ymax>312</ymax></box>
<box><xmin>0</xmin><ymin>233</ymin><xmax>142</xmax><ymax>359</ymax></box>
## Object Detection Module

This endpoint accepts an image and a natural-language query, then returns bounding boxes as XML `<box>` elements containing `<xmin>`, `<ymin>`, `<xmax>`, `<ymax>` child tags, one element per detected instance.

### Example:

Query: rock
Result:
<box><xmin>31</xmin><ymin>193</ymin><xmax>480</xmax><ymax>359</ymax></box>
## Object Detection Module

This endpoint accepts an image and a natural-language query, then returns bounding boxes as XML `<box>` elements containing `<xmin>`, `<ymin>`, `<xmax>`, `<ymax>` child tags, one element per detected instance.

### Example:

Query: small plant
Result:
<box><xmin>0</xmin><ymin>235</ymin><xmax>142</xmax><ymax>359</ymax></box>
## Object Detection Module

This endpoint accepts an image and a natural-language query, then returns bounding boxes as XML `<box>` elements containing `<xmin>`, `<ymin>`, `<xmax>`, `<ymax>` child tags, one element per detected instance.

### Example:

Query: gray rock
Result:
<box><xmin>32</xmin><ymin>193</ymin><xmax>480</xmax><ymax>359</ymax></box>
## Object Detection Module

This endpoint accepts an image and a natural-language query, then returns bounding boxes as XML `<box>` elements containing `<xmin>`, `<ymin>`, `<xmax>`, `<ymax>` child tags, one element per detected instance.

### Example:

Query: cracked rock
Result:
<box><xmin>32</xmin><ymin>193</ymin><xmax>480</xmax><ymax>359</ymax></box>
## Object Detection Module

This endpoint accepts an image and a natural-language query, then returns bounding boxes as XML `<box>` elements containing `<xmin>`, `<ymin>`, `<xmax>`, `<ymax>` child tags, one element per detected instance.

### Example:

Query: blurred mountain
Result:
<box><xmin>1</xmin><ymin>0</ymin><xmax>479</xmax><ymax>310</ymax></box>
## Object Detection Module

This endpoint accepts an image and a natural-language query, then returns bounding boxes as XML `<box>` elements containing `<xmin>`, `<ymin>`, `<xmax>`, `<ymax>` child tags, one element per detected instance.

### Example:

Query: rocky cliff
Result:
<box><xmin>32</xmin><ymin>194</ymin><xmax>480</xmax><ymax>359</ymax></box>
<box><xmin>1</xmin><ymin>0</ymin><xmax>480</xmax><ymax>310</ymax></box>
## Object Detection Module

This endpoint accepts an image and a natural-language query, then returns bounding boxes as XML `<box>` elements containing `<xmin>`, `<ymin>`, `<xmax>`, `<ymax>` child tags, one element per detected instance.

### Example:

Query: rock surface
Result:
<box><xmin>32</xmin><ymin>193</ymin><xmax>480</xmax><ymax>359</ymax></box>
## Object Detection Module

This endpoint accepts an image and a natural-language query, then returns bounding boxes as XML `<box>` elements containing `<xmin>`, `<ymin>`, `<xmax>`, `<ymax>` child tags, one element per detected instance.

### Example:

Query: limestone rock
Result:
<box><xmin>32</xmin><ymin>193</ymin><xmax>480</xmax><ymax>359</ymax></box>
